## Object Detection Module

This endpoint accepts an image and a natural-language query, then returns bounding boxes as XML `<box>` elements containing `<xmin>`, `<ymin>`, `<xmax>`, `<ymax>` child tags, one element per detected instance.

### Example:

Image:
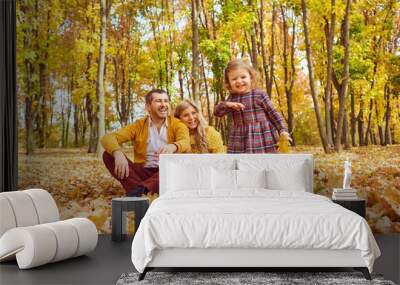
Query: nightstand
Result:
<box><xmin>332</xmin><ymin>199</ymin><xmax>366</xmax><ymax>218</ymax></box>
<box><xmin>111</xmin><ymin>197</ymin><xmax>150</xmax><ymax>242</ymax></box>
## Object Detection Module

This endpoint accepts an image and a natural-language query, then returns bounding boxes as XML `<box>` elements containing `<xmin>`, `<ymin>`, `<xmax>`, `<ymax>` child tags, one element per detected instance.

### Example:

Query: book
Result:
<box><xmin>332</xmin><ymin>193</ymin><xmax>358</xmax><ymax>200</ymax></box>
<box><xmin>333</xmin><ymin>192</ymin><xmax>358</xmax><ymax>197</ymax></box>
<box><xmin>332</xmin><ymin>196</ymin><xmax>360</xmax><ymax>201</ymax></box>
<box><xmin>333</xmin><ymin>188</ymin><xmax>357</xmax><ymax>193</ymax></box>
<box><xmin>332</xmin><ymin>187</ymin><xmax>359</xmax><ymax>200</ymax></box>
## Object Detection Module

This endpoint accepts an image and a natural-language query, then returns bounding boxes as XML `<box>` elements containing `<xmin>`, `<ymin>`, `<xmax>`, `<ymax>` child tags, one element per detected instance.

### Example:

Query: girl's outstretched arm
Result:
<box><xmin>259</xmin><ymin>91</ymin><xmax>288</xmax><ymax>134</ymax></box>
<box><xmin>214</xmin><ymin>101</ymin><xmax>231</xmax><ymax>117</ymax></box>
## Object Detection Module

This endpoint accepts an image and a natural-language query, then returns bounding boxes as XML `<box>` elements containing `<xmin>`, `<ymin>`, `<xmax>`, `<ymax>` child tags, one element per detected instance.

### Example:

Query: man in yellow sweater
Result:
<box><xmin>101</xmin><ymin>89</ymin><xmax>190</xmax><ymax>196</ymax></box>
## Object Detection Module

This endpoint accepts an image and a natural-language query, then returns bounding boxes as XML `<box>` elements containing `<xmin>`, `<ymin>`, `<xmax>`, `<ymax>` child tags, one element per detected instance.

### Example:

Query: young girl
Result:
<box><xmin>214</xmin><ymin>59</ymin><xmax>290</xmax><ymax>153</ymax></box>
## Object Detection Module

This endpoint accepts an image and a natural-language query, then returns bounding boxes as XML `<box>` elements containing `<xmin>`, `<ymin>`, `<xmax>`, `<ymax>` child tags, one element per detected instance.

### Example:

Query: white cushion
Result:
<box><xmin>0</xmin><ymin>219</ymin><xmax>98</xmax><ymax>269</ymax></box>
<box><xmin>0</xmin><ymin>191</ymin><xmax>39</xmax><ymax>227</ymax></box>
<box><xmin>0</xmin><ymin>226</ymin><xmax>57</xmax><ymax>269</ymax></box>
<box><xmin>161</xmin><ymin>155</ymin><xmax>237</xmax><ymax>194</ymax></box>
<box><xmin>24</xmin><ymin>189</ymin><xmax>59</xmax><ymax>223</ymax></box>
<box><xmin>42</xmin><ymin>221</ymin><xmax>79</xmax><ymax>262</ymax></box>
<box><xmin>238</xmin><ymin>159</ymin><xmax>308</xmax><ymax>191</ymax></box>
<box><xmin>167</xmin><ymin>163</ymin><xmax>211</xmax><ymax>191</ymax></box>
<box><xmin>0</xmin><ymin>189</ymin><xmax>59</xmax><ymax>233</ymax></box>
<box><xmin>0</xmin><ymin>196</ymin><xmax>17</xmax><ymax>237</ymax></box>
<box><xmin>212</xmin><ymin>168</ymin><xmax>237</xmax><ymax>190</ymax></box>
<box><xmin>266</xmin><ymin>167</ymin><xmax>307</xmax><ymax>191</ymax></box>
<box><xmin>63</xmin><ymin>218</ymin><xmax>98</xmax><ymax>257</ymax></box>
<box><xmin>236</xmin><ymin>169</ymin><xmax>267</xmax><ymax>189</ymax></box>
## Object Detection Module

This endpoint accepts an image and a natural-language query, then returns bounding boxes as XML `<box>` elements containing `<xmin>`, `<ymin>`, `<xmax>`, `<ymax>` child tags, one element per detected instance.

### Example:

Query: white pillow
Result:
<box><xmin>236</xmin><ymin>169</ymin><xmax>267</xmax><ymax>189</ymax></box>
<box><xmin>167</xmin><ymin>163</ymin><xmax>211</xmax><ymax>191</ymax></box>
<box><xmin>212</xmin><ymin>168</ymin><xmax>237</xmax><ymax>190</ymax></box>
<box><xmin>266</xmin><ymin>167</ymin><xmax>306</xmax><ymax>191</ymax></box>
<box><xmin>238</xmin><ymin>159</ymin><xmax>309</xmax><ymax>192</ymax></box>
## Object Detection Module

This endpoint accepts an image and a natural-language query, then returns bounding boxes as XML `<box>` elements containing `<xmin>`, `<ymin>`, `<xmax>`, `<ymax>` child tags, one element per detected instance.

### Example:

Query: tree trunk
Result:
<box><xmin>38</xmin><ymin>63</ymin><xmax>48</xmax><ymax>148</ymax></box>
<box><xmin>81</xmin><ymin>104</ymin><xmax>87</xmax><ymax>146</ymax></box>
<box><xmin>384</xmin><ymin>85</ymin><xmax>391</xmax><ymax>145</ymax></box>
<box><xmin>37</xmin><ymin>6</ymin><xmax>51</xmax><ymax>149</ymax></box>
<box><xmin>364</xmin><ymin>99</ymin><xmax>373</xmax><ymax>145</ymax></box>
<box><xmin>323</xmin><ymin>0</ymin><xmax>336</xmax><ymax>148</ymax></box>
<box><xmin>127</xmin><ymin>71</ymin><xmax>133</xmax><ymax>126</ymax></box>
<box><xmin>267</xmin><ymin>3</ymin><xmax>276</xmax><ymax>97</ymax></box>
<box><xmin>248</xmin><ymin>0</ymin><xmax>258</xmax><ymax>69</ymax></box>
<box><xmin>244</xmin><ymin>31</ymin><xmax>252</xmax><ymax>59</ymax></box>
<box><xmin>24</xmin><ymin>53</ymin><xmax>38</xmax><ymax>154</ymax></box>
<box><xmin>330</xmin><ymin>87</ymin><xmax>336</xmax><ymax>141</ymax></box>
<box><xmin>191</xmin><ymin>0</ymin><xmax>200</xmax><ymax>106</ymax></box>
<box><xmin>343</xmin><ymin>105</ymin><xmax>350</xmax><ymax>149</ymax></box>
<box><xmin>258</xmin><ymin>0</ymin><xmax>269</xmax><ymax>90</ymax></box>
<box><xmin>85</xmin><ymin>48</ymin><xmax>97</xmax><ymax>152</ymax></box>
<box><xmin>375</xmin><ymin>99</ymin><xmax>384</xmax><ymax>145</ymax></box>
<box><xmin>121</xmin><ymin>60</ymin><xmax>127</xmax><ymax>126</ymax></box>
<box><xmin>178</xmin><ymin>67</ymin><xmax>184</xmax><ymax>100</ymax></box>
<box><xmin>25</xmin><ymin>97</ymin><xmax>34</xmax><ymax>155</ymax></box>
<box><xmin>289</xmin><ymin>18</ymin><xmax>296</xmax><ymax>145</ymax></box>
<box><xmin>280</xmin><ymin>5</ymin><xmax>295</xmax><ymax>145</ymax></box>
<box><xmin>88</xmin><ymin>118</ymin><xmax>98</xmax><ymax>153</ymax></box>
<box><xmin>86</xmin><ymin>92</ymin><xmax>98</xmax><ymax>153</ymax></box>
<box><xmin>350</xmin><ymin>86</ymin><xmax>356</xmax><ymax>146</ymax></box>
<box><xmin>65</xmin><ymin>87</ymin><xmax>72</xmax><ymax>147</ymax></box>
<box><xmin>334</xmin><ymin>0</ymin><xmax>351</xmax><ymax>151</ymax></box>
<box><xmin>113</xmin><ymin>57</ymin><xmax>121</xmax><ymax>125</ymax></box>
<box><xmin>22</xmin><ymin>0</ymin><xmax>41</xmax><ymax>154</ymax></box>
<box><xmin>61</xmin><ymin>92</ymin><xmax>66</xmax><ymax>148</ymax></box>
<box><xmin>371</xmin><ymin>127</ymin><xmax>377</xmax><ymax>145</ymax></box>
<box><xmin>201</xmin><ymin>55</ymin><xmax>212</xmax><ymax>124</ymax></box>
<box><xmin>47</xmin><ymin>92</ymin><xmax>53</xmax><ymax>142</ymax></box>
<box><xmin>357</xmin><ymin>100</ymin><xmax>365</xmax><ymax>146</ymax></box>
<box><xmin>74</xmin><ymin>102</ymin><xmax>79</xmax><ymax>147</ymax></box>
<box><xmin>96</xmin><ymin>0</ymin><xmax>107</xmax><ymax>157</ymax></box>
<box><xmin>301</xmin><ymin>0</ymin><xmax>329</xmax><ymax>153</ymax></box>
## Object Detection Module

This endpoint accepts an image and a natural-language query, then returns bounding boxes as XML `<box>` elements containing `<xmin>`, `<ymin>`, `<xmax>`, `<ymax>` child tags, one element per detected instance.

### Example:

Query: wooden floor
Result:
<box><xmin>0</xmin><ymin>234</ymin><xmax>398</xmax><ymax>285</ymax></box>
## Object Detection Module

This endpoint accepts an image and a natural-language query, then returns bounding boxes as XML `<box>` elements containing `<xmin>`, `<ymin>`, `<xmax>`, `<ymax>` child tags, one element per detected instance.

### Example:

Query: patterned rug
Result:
<box><xmin>116</xmin><ymin>271</ymin><xmax>396</xmax><ymax>285</ymax></box>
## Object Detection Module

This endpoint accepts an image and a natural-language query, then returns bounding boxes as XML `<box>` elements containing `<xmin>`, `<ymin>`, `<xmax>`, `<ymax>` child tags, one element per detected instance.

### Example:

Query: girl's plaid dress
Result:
<box><xmin>215</xmin><ymin>89</ymin><xmax>287</xmax><ymax>153</ymax></box>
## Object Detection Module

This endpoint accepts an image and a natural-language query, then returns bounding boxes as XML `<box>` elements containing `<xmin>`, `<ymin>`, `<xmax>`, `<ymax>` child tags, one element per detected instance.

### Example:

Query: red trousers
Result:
<box><xmin>102</xmin><ymin>152</ymin><xmax>159</xmax><ymax>195</ymax></box>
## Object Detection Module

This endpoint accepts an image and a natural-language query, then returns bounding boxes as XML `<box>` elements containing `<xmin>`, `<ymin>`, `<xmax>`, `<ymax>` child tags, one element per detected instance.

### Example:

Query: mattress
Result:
<box><xmin>131</xmin><ymin>189</ymin><xmax>380</xmax><ymax>273</ymax></box>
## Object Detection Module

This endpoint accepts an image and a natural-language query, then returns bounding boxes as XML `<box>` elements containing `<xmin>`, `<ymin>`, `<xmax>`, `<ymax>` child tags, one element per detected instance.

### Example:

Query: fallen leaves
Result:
<box><xmin>18</xmin><ymin>145</ymin><xmax>400</xmax><ymax>234</ymax></box>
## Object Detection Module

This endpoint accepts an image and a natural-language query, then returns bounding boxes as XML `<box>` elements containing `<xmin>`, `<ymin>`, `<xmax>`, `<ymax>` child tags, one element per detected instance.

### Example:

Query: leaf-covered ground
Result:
<box><xmin>18</xmin><ymin>145</ymin><xmax>400</xmax><ymax>234</ymax></box>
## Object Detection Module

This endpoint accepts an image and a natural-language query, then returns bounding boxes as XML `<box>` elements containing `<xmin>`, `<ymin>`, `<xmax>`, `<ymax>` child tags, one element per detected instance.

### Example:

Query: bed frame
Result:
<box><xmin>138</xmin><ymin>154</ymin><xmax>371</xmax><ymax>280</ymax></box>
<box><xmin>140</xmin><ymin>248</ymin><xmax>370</xmax><ymax>280</ymax></box>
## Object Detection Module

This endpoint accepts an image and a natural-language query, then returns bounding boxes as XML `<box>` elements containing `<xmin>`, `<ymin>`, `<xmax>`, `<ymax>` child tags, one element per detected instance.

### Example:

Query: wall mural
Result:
<box><xmin>17</xmin><ymin>0</ymin><xmax>400</xmax><ymax>234</ymax></box>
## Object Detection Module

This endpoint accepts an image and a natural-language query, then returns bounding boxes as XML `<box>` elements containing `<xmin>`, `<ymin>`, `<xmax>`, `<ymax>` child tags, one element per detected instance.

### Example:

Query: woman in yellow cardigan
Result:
<box><xmin>174</xmin><ymin>100</ymin><xmax>225</xmax><ymax>153</ymax></box>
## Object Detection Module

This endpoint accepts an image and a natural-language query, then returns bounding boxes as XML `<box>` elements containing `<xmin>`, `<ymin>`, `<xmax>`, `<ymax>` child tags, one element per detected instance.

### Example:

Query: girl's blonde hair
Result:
<box><xmin>174</xmin><ymin>100</ymin><xmax>209</xmax><ymax>153</ymax></box>
<box><xmin>224</xmin><ymin>59</ymin><xmax>259</xmax><ymax>91</ymax></box>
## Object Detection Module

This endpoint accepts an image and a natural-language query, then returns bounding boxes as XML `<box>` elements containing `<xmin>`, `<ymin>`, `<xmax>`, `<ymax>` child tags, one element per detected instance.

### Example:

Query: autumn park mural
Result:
<box><xmin>17</xmin><ymin>0</ymin><xmax>400</xmax><ymax>234</ymax></box>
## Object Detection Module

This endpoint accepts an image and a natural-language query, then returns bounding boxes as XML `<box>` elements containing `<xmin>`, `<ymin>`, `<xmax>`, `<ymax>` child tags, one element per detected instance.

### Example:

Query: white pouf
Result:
<box><xmin>0</xmin><ymin>189</ymin><xmax>98</xmax><ymax>269</ymax></box>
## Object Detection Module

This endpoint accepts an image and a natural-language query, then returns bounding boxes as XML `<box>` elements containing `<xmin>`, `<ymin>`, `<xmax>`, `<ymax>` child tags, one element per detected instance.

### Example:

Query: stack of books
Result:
<box><xmin>332</xmin><ymin>188</ymin><xmax>358</xmax><ymax>200</ymax></box>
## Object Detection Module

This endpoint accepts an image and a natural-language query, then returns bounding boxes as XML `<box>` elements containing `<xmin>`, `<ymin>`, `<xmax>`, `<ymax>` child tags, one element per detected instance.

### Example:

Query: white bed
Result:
<box><xmin>131</xmin><ymin>154</ymin><xmax>380</xmax><ymax>280</ymax></box>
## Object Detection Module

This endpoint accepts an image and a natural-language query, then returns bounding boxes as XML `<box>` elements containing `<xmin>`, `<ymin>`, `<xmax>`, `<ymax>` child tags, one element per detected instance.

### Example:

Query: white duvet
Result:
<box><xmin>131</xmin><ymin>190</ymin><xmax>380</xmax><ymax>273</ymax></box>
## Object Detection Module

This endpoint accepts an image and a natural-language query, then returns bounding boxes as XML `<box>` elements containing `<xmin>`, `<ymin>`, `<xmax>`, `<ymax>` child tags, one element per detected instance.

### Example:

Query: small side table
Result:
<box><xmin>112</xmin><ymin>197</ymin><xmax>150</xmax><ymax>242</ymax></box>
<box><xmin>332</xmin><ymin>199</ymin><xmax>366</xmax><ymax>218</ymax></box>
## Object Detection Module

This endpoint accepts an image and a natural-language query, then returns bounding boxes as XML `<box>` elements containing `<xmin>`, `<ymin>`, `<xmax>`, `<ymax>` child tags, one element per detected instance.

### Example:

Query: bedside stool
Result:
<box><xmin>112</xmin><ymin>197</ymin><xmax>149</xmax><ymax>242</ymax></box>
<box><xmin>332</xmin><ymin>199</ymin><xmax>366</xmax><ymax>218</ymax></box>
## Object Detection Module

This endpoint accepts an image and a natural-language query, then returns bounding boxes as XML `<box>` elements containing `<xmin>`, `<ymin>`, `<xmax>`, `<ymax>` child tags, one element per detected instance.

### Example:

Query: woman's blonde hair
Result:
<box><xmin>174</xmin><ymin>100</ymin><xmax>209</xmax><ymax>153</ymax></box>
<box><xmin>224</xmin><ymin>59</ymin><xmax>259</xmax><ymax>91</ymax></box>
